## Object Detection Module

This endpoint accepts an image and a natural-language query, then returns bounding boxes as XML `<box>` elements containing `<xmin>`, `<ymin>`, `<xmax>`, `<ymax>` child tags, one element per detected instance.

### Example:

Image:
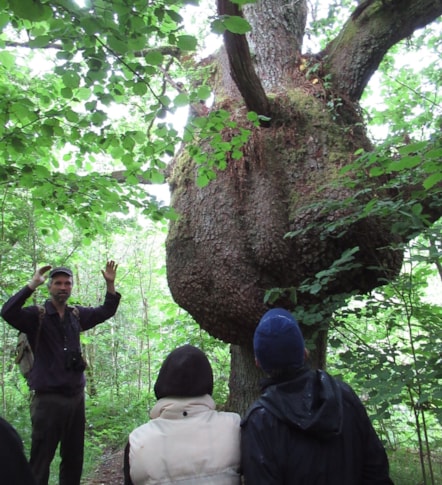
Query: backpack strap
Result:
<box><xmin>70</xmin><ymin>305</ymin><xmax>80</xmax><ymax>319</ymax></box>
<box><xmin>34</xmin><ymin>304</ymin><xmax>45</xmax><ymax>352</ymax></box>
<box><xmin>68</xmin><ymin>305</ymin><xmax>81</xmax><ymax>329</ymax></box>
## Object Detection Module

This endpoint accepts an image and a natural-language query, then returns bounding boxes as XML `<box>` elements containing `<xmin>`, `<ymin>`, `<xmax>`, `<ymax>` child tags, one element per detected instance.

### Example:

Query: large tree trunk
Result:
<box><xmin>225</xmin><ymin>345</ymin><xmax>260</xmax><ymax>415</ymax></box>
<box><xmin>226</xmin><ymin>326</ymin><xmax>329</xmax><ymax>415</ymax></box>
<box><xmin>166</xmin><ymin>0</ymin><xmax>442</xmax><ymax>412</ymax></box>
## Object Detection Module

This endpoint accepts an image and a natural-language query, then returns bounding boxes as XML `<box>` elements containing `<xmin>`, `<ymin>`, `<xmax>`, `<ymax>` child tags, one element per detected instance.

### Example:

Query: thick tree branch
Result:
<box><xmin>322</xmin><ymin>0</ymin><xmax>442</xmax><ymax>101</ymax></box>
<box><xmin>217</xmin><ymin>0</ymin><xmax>271</xmax><ymax>118</ymax></box>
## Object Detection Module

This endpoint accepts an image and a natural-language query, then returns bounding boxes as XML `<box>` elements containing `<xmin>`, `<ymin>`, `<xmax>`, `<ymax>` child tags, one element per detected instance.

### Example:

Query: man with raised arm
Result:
<box><xmin>1</xmin><ymin>261</ymin><xmax>121</xmax><ymax>485</ymax></box>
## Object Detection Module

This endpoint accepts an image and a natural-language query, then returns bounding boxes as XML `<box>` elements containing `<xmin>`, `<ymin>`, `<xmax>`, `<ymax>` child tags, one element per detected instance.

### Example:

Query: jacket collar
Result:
<box><xmin>150</xmin><ymin>394</ymin><xmax>215</xmax><ymax>420</ymax></box>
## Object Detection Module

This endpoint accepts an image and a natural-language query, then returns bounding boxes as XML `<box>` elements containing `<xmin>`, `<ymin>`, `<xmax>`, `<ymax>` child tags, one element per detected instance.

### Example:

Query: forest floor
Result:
<box><xmin>83</xmin><ymin>448</ymin><xmax>124</xmax><ymax>485</ymax></box>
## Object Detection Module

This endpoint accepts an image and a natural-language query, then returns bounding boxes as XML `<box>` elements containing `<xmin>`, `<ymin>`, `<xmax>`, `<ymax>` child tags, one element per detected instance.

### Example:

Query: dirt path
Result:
<box><xmin>83</xmin><ymin>448</ymin><xmax>124</xmax><ymax>485</ymax></box>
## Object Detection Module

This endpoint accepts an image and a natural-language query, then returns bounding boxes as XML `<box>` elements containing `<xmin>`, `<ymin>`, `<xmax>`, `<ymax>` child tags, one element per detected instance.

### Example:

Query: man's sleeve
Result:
<box><xmin>346</xmin><ymin>387</ymin><xmax>394</xmax><ymax>485</ymax></box>
<box><xmin>361</xmin><ymin>412</ymin><xmax>395</xmax><ymax>484</ymax></box>
<box><xmin>77</xmin><ymin>291</ymin><xmax>121</xmax><ymax>331</ymax></box>
<box><xmin>0</xmin><ymin>286</ymin><xmax>39</xmax><ymax>332</ymax></box>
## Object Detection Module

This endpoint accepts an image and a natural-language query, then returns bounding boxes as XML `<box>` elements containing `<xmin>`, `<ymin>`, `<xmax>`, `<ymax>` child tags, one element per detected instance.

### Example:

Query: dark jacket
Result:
<box><xmin>1</xmin><ymin>285</ymin><xmax>121</xmax><ymax>394</ymax></box>
<box><xmin>0</xmin><ymin>416</ymin><xmax>36</xmax><ymax>484</ymax></box>
<box><xmin>241</xmin><ymin>367</ymin><xmax>394</xmax><ymax>485</ymax></box>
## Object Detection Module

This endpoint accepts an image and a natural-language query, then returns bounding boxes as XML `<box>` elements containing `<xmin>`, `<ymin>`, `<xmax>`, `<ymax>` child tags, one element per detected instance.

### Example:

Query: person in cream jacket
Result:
<box><xmin>124</xmin><ymin>345</ymin><xmax>241</xmax><ymax>485</ymax></box>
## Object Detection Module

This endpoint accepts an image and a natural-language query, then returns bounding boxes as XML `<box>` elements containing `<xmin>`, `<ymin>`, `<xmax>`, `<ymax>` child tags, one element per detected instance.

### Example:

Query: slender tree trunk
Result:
<box><xmin>84</xmin><ymin>346</ymin><xmax>97</xmax><ymax>397</ymax></box>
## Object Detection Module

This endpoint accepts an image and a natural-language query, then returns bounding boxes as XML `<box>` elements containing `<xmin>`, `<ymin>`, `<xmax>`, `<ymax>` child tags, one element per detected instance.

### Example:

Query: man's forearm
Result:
<box><xmin>106</xmin><ymin>281</ymin><xmax>116</xmax><ymax>295</ymax></box>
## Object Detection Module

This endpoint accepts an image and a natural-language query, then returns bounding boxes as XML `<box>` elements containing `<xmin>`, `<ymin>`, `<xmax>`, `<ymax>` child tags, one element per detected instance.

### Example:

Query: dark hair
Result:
<box><xmin>154</xmin><ymin>345</ymin><xmax>214</xmax><ymax>399</ymax></box>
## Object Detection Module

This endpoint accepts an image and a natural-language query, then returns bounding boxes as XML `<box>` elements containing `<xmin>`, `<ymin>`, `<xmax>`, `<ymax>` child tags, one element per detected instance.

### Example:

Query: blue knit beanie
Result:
<box><xmin>253</xmin><ymin>308</ymin><xmax>305</xmax><ymax>373</ymax></box>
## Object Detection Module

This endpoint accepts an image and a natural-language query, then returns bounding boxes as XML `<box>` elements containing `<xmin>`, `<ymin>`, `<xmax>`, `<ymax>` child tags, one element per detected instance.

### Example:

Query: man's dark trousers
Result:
<box><xmin>30</xmin><ymin>391</ymin><xmax>85</xmax><ymax>485</ymax></box>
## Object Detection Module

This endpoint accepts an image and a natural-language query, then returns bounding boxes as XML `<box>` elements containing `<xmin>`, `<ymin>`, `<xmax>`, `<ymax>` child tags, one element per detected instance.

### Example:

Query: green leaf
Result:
<box><xmin>231</xmin><ymin>149</ymin><xmax>243</xmax><ymax>160</ymax></box>
<box><xmin>126</xmin><ymin>173</ymin><xmax>139</xmax><ymax>185</ymax></box>
<box><xmin>423</xmin><ymin>172</ymin><xmax>442</xmax><ymax>190</ymax></box>
<box><xmin>80</xmin><ymin>17</ymin><xmax>101</xmax><ymax>35</ymax></box>
<box><xmin>77</xmin><ymin>87</ymin><xmax>91</xmax><ymax>101</ymax></box>
<box><xmin>0</xmin><ymin>12</ymin><xmax>9</xmax><ymax>29</ymax></box>
<box><xmin>122</xmin><ymin>136</ymin><xmax>135</xmax><ymax>151</ymax></box>
<box><xmin>223</xmin><ymin>16</ymin><xmax>251</xmax><ymax>34</ymax></box>
<box><xmin>128</xmin><ymin>35</ymin><xmax>147</xmax><ymax>51</ymax></box>
<box><xmin>211</xmin><ymin>19</ymin><xmax>225</xmax><ymax>35</ymax></box>
<box><xmin>29</xmin><ymin>35</ymin><xmax>51</xmax><ymax>48</ymax></box>
<box><xmin>397</xmin><ymin>141</ymin><xmax>427</xmax><ymax>155</ymax></box>
<box><xmin>62</xmin><ymin>71</ymin><xmax>81</xmax><ymax>89</ymax></box>
<box><xmin>247</xmin><ymin>111</ymin><xmax>259</xmax><ymax>122</ymax></box>
<box><xmin>33</xmin><ymin>165</ymin><xmax>51</xmax><ymax>178</ymax></box>
<box><xmin>10</xmin><ymin>102</ymin><xmax>35</xmax><ymax>123</ymax></box>
<box><xmin>108</xmin><ymin>35</ymin><xmax>128</xmax><ymax>54</ymax></box>
<box><xmin>310</xmin><ymin>283</ymin><xmax>322</xmax><ymax>294</ymax></box>
<box><xmin>166</xmin><ymin>9</ymin><xmax>183</xmax><ymax>23</ymax></box>
<box><xmin>143</xmin><ymin>169</ymin><xmax>165</xmax><ymax>184</ymax></box>
<box><xmin>173</xmin><ymin>93</ymin><xmax>189</xmax><ymax>107</ymax></box>
<box><xmin>196</xmin><ymin>86</ymin><xmax>212</xmax><ymax>100</ymax></box>
<box><xmin>0</xmin><ymin>50</ymin><xmax>15</xmax><ymax>69</ymax></box>
<box><xmin>176</xmin><ymin>35</ymin><xmax>197</xmax><ymax>51</ymax></box>
<box><xmin>423</xmin><ymin>147</ymin><xmax>442</xmax><ymax>160</ymax></box>
<box><xmin>65</xmin><ymin>108</ymin><xmax>79</xmax><ymax>123</ymax></box>
<box><xmin>61</xmin><ymin>87</ymin><xmax>73</xmax><ymax>99</ymax></box>
<box><xmin>196</xmin><ymin>173</ymin><xmax>209</xmax><ymax>187</ymax></box>
<box><xmin>91</xmin><ymin>111</ymin><xmax>107</xmax><ymax>126</ymax></box>
<box><xmin>9</xmin><ymin>136</ymin><xmax>25</xmax><ymax>153</ymax></box>
<box><xmin>129</xmin><ymin>16</ymin><xmax>146</xmax><ymax>32</ymax></box>
<box><xmin>133</xmin><ymin>82</ymin><xmax>147</xmax><ymax>96</ymax></box>
<box><xmin>369</xmin><ymin>166</ymin><xmax>385</xmax><ymax>177</ymax></box>
<box><xmin>145</xmin><ymin>50</ymin><xmax>163</xmax><ymax>66</ymax></box>
<box><xmin>387</xmin><ymin>155</ymin><xmax>421</xmax><ymax>172</ymax></box>
<box><xmin>9</xmin><ymin>0</ymin><xmax>52</xmax><ymax>21</ymax></box>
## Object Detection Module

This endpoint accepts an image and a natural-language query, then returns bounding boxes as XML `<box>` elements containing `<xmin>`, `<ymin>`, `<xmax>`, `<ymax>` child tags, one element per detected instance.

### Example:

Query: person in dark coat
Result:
<box><xmin>0</xmin><ymin>416</ymin><xmax>36</xmax><ymax>484</ymax></box>
<box><xmin>241</xmin><ymin>308</ymin><xmax>394</xmax><ymax>485</ymax></box>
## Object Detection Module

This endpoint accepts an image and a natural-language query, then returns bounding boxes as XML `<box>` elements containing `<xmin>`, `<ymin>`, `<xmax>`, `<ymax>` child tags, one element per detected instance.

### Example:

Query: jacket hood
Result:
<box><xmin>154</xmin><ymin>344</ymin><xmax>213</xmax><ymax>399</ymax></box>
<box><xmin>257</xmin><ymin>368</ymin><xmax>343</xmax><ymax>439</ymax></box>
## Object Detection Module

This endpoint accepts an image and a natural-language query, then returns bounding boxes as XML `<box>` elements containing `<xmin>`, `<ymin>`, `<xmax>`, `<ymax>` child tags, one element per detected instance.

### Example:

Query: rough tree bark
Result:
<box><xmin>166</xmin><ymin>0</ymin><xmax>442</xmax><ymax>412</ymax></box>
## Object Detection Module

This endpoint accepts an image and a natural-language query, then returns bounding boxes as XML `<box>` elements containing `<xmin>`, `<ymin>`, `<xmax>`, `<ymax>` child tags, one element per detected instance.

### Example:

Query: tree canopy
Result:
<box><xmin>1</xmin><ymin>0</ymin><xmax>441</xmax><ymax>369</ymax></box>
<box><xmin>1</xmin><ymin>0</ymin><xmax>197</xmax><ymax>237</ymax></box>
<box><xmin>1</xmin><ymin>0</ymin><xmax>440</xmax><ymax>235</ymax></box>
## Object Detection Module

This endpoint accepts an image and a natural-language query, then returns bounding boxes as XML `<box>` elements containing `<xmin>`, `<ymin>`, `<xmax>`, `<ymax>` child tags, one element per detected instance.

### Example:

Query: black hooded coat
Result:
<box><xmin>241</xmin><ymin>367</ymin><xmax>394</xmax><ymax>485</ymax></box>
<box><xmin>0</xmin><ymin>416</ymin><xmax>36</xmax><ymax>484</ymax></box>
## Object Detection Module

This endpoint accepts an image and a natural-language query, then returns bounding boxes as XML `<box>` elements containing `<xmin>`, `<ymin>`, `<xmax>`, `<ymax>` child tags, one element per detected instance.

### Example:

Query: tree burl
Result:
<box><xmin>166</xmin><ymin>0</ymin><xmax>442</xmax><ymax>372</ymax></box>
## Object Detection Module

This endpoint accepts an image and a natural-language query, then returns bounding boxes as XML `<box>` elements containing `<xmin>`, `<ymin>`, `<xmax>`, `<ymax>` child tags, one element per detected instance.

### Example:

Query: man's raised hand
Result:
<box><xmin>28</xmin><ymin>265</ymin><xmax>52</xmax><ymax>291</ymax></box>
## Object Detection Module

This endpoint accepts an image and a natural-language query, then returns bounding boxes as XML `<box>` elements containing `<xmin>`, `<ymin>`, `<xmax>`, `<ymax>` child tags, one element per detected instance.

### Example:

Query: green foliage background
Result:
<box><xmin>0</xmin><ymin>216</ymin><xmax>232</xmax><ymax>484</ymax></box>
<box><xmin>0</xmin><ymin>214</ymin><xmax>440</xmax><ymax>485</ymax></box>
<box><xmin>0</xmin><ymin>0</ymin><xmax>440</xmax><ymax>484</ymax></box>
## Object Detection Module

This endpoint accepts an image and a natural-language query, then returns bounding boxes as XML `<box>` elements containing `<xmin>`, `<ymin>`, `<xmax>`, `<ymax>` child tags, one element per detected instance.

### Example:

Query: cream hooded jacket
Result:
<box><xmin>128</xmin><ymin>394</ymin><xmax>241</xmax><ymax>485</ymax></box>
